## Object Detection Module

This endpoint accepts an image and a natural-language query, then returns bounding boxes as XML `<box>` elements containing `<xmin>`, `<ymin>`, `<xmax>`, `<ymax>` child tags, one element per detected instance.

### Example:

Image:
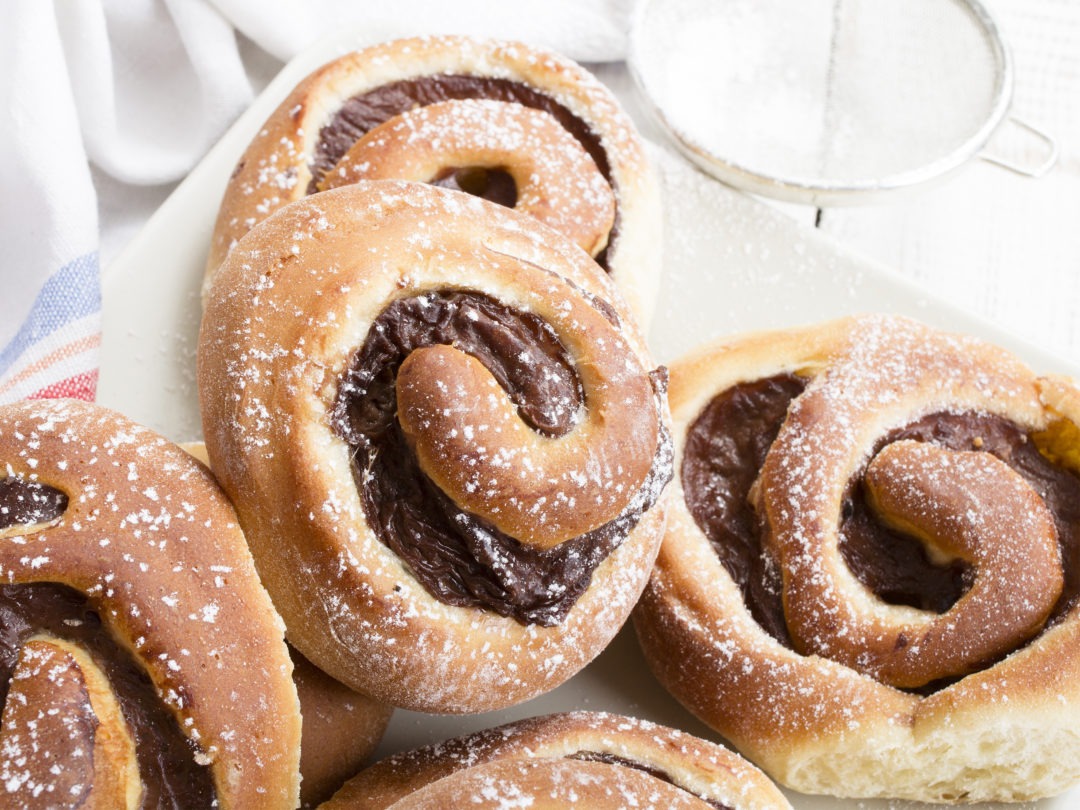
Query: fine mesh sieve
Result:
<box><xmin>629</xmin><ymin>0</ymin><xmax>1057</xmax><ymax>205</ymax></box>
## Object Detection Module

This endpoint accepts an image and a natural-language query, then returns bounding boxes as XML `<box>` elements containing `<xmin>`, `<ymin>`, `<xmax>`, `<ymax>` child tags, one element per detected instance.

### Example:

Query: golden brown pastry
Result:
<box><xmin>198</xmin><ymin>181</ymin><xmax>673</xmax><ymax>713</ymax></box>
<box><xmin>180</xmin><ymin>441</ymin><xmax>393</xmax><ymax>808</ymax></box>
<box><xmin>204</xmin><ymin>35</ymin><xmax>661</xmax><ymax>324</ymax></box>
<box><xmin>292</xmin><ymin>648</ymin><xmax>392</xmax><ymax>808</ymax></box>
<box><xmin>0</xmin><ymin>399</ymin><xmax>301</xmax><ymax>809</ymax></box>
<box><xmin>634</xmin><ymin>315</ymin><xmax>1080</xmax><ymax>803</ymax></box>
<box><xmin>322</xmin><ymin>711</ymin><xmax>792</xmax><ymax>809</ymax></box>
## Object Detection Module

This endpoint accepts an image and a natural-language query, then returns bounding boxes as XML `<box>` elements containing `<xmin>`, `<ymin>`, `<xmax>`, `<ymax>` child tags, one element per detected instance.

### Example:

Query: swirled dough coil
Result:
<box><xmin>204</xmin><ymin>35</ymin><xmax>661</xmax><ymax>325</ymax></box>
<box><xmin>198</xmin><ymin>181</ymin><xmax>672</xmax><ymax>713</ymax></box>
<box><xmin>634</xmin><ymin>315</ymin><xmax>1080</xmax><ymax>803</ymax></box>
<box><xmin>323</xmin><ymin>711</ymin><xmax>792</xmax><ymax>810</ymax></box>
<box><xmin>0</xmin><ymin>399</ymin><xmax>301</xmax><ymax>809</ymax></box>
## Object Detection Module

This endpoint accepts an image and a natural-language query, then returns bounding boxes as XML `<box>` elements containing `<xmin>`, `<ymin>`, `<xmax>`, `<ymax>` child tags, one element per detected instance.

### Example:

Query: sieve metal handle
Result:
<box><xmin>978</xmin><ymin>116</ymin><xmax>1059</xmax><ymax>178</ymax></box>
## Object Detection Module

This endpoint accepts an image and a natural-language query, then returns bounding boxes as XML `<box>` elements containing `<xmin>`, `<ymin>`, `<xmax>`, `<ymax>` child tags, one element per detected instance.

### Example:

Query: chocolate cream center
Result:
<box><xmin>0</xmin><ymin>476</ymin><xmax>67</xmax><ymax>530</ymax></box>
<box><xmin>1</xmin><ymin>477</ymin><xmax>214</xmax><ymax>806</ymax></box>
<box><xmin>330</xmin><ymin>290</ymin><xmax>671</xmax><ymax>626</ymax></box>
<box><xmin>0</xmin><ymin>583</ymin><xmax>216</xmax><ymax>808</ymax></box>
<box><xmin>310</xmin><ymin>74</ymin><xmax>616</xmax><ymax>268</ymax></box>
<box><xmin>682</xmin><ymin>374</ymin><xmax>1080</xmax><ymax>677</ymax></box>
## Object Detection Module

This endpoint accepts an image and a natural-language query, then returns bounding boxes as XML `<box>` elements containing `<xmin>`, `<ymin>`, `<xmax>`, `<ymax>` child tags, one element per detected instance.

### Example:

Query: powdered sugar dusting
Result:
<box><xmin>323</xmin><ymin>98</ymin><xmax>616</xmax><ymax>258</ymax></box>
<box><xmin>640</xmin><ymin>315</ymin><xmax>1080</xmax><ymax>802</ymax></box>
<box><xmin>0</xmin><ymin>399</ymin><xmax>299</xmax><ymax>805</ymax></box>
<box><xmin>200</xmin><ymin>180</ymin><xmax>669</xmax><ymax>713</ymax></box>
<box><xmin>762</xmin><ymin>316</ymin><xmax>1050</xmax><ymax>684</ymax></box>
<box><xmin>327</xmin><ymin>711</ymin><xmax>789</xmax><ymax>809</ymax></box>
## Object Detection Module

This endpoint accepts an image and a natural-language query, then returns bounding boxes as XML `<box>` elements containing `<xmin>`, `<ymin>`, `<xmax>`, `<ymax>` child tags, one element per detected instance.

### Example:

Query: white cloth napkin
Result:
<box><xmin>0</xmin><ymin>3</ymin><xmax>101</xmax><ymax>402</ymax></box>
<box><xmin>0</xmin><ymin>0</ymin><xmax>634</xmax><ymax>403</ymax></box>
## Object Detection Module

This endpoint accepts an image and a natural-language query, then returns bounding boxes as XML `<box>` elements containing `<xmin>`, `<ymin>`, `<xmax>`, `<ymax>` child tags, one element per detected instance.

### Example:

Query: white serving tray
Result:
<box><xmin>98</xmin><ymin>28</ymin><xmax>1078</xmax><ymax>810</ymax></box>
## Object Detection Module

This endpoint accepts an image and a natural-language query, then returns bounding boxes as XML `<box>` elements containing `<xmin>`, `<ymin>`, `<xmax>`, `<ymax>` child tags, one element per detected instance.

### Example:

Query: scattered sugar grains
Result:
<box><xmin>204</xmin><ymin>178</ymin><xmax>668</xmax><ymax>709</ymax></box>
<box><xmin>0</xmin><ymin>401</ymin><xmax>296</xmax><ymax>790</ymax></box>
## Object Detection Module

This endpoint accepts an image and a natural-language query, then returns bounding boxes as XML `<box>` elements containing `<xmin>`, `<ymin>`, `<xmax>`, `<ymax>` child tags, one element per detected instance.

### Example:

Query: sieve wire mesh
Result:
<box><xmin>631</xmin><ymin>0</ymin><xmax>1010</xmax><ymax>196</ymax></box>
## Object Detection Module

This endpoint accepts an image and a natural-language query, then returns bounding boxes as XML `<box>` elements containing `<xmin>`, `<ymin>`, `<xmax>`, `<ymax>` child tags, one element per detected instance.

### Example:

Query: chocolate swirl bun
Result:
<box><xmin>0</xmin><ymin>400</ymin><xmax>300</xmax><ymax>808</ymax></box>
<box><xmin>634</xmin><ymin>316</ymin><xmax>1080</xmax><ymax>803</ymax></box>
<box><xmin>322</xmin><ymin>712</ymin><xmax>792</xmax><ymax>810</ymax></box>
<box><xmin>204</xmin><ymin>35</ymin><xmax>661</xmax><ymax>324</ymax></box>
<box><xmin>198</xmin><ymin>181</ymin><xmax>672</xmax><ymax>713</ymax></box>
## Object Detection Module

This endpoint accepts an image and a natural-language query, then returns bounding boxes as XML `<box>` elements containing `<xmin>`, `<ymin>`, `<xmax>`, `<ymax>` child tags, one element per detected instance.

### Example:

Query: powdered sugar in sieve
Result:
<box><xmin>629</xmin><ymin>0</ymin><xmax>1055</xmax><ymax>204</ymax></box>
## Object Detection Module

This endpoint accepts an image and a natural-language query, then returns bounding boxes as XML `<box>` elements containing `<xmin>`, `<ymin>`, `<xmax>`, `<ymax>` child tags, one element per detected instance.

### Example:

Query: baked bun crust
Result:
<box><xmin>634</xmin><ymin>315</ymin><xmax>1080</xmax><ymax>803</ymax></box>
<box><xmin>180</xmin><ymin>441</ymin><xmax>392</xmax><ymax>807</ymax></box>
<box><xmin>204</xmin><ymin>35</ymin><xmax>661</xmax><ymax>325</ymax></box>
<box><xmin>0</xmin><ymin>399</ymin><xmax>301</xmax><ymax>809</ymax></box>
<box><xmin>198</xmin><ymin>181</ymin><xmax>672</xmax><ymax>713</ymax></box>
<box><xmin>322</xmin><ymin>711</ymin><xmax>792</xmax><ymax>809</ymax></box>
<box><xmin>291</xmin><ymin>648</ymin><xmax>393</xmax><ymax>808</ymax></box>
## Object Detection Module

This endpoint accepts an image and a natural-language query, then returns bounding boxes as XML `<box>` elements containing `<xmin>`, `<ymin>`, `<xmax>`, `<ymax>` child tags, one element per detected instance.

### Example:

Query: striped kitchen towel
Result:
<box><xmin>0</xmin><ymin>2</ymin><xmax>100</xmax><ymax>403</ymax></box>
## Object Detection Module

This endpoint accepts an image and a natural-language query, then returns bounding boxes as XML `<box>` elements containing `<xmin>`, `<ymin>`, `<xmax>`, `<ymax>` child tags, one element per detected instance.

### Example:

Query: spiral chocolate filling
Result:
<box><xmin>310</xmin><ymin>74</ymin><xmax>616</xmax><ymax>267</ymax></box>
<box><xmin>0</xmin><ymin>583</ymin><xmax>216</xmax><ymax>808</ymax></box>
<box><xmin>680</xmin><ymin>374</ymin><xmax>804</xmax><ymax>644</ymax></box>
<box><xmin>569</xmin><ymin>752</ymin><xmax>733</xmax><ymax>810</ymax></box>
<box><xmin>432</xmin><ymin>166</ymin><xmax>518</xmax><ymax>208</ymax></box>
<box><xmin>0</xmin><ymin>477</ymin><xmax>67</xmax><ymax>530</ymax></box>
<box><xmin>331</xmin><ymin>290</ymin><xmax>671</xmax><ymax>626</ymax></box>
<box><xmin>683</xmin><ymin>374</ymin><xmax>1080</xmax><ymax>667</ymax></box>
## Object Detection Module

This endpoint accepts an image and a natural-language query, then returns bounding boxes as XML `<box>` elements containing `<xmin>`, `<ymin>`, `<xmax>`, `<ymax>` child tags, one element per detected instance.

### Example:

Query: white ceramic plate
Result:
<box><xmin>99</xmin><ymin>29</ymin><xmax>1078</xmax><ymax>810</ymax></box>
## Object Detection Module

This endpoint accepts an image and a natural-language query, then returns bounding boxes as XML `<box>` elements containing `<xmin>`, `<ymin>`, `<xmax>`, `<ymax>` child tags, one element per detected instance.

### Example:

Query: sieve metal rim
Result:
<box><xmin>628</xmin><ymin>0</ymin><xmax>1016</xmax><ymax>205</ymax></box>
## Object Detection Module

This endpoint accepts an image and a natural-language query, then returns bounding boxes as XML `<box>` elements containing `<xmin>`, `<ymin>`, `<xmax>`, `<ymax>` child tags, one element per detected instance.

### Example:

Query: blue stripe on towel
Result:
<box><xmin>0</xmin><ymin>251</ymin><xmax>100</xmax><ymax>374</ymax></box>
